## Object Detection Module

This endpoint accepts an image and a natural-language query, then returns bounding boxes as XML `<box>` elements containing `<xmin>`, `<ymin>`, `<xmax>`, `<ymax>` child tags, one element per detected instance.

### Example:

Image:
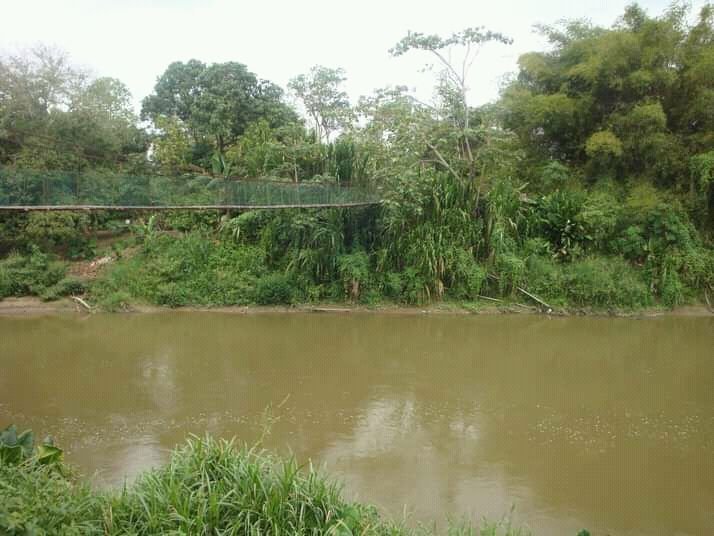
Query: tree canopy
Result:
<box><xmin>501</xmin><ymin>3</ymin><xmax>714</xmax><ymax>189</ymax></box>
<box><xmin>0</xmin><ymin>46</ymin><xmax>146</xmax><ymax>170</ymax></box>
<box><xmin>141</xmin><ymin>60</ymin><xmax>298</xmax><ymax>161</ymax></box>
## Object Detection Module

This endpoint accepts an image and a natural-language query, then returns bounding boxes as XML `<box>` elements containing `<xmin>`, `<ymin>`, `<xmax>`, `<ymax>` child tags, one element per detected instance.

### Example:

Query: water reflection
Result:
<box><xmin>0</xmin><ymin>312</ymin><xmax>712</xmax><ymax>535</ymax></box>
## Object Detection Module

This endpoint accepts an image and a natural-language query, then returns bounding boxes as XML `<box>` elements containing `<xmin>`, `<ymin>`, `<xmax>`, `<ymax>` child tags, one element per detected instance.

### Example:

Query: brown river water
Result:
<box><xmin>0</xmin><ymin>312</ymin><xmax>712</xmax><ymax>535</ymax></box>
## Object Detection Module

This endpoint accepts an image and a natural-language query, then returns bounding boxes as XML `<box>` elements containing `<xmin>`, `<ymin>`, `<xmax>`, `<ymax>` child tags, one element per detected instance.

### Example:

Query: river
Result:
<box><xmin>0</xmin><ymin>312</ymin><xmax>712</xmax><ymax>535</ymax></box>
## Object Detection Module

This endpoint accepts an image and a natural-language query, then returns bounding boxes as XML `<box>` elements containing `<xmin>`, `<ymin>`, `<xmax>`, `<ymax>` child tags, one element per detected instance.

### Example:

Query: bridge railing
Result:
<box><xmin>0</xmin><ymin>169</ymin><xmax>380</xmax><ymax>209</ymax></box>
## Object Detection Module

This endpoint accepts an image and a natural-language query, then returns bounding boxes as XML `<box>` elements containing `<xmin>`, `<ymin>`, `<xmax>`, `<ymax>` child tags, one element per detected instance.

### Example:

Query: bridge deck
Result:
<box><xmin>0</xmin><ymin>170</ymin><xmax>380</xmax><ymax>211</ymax></box>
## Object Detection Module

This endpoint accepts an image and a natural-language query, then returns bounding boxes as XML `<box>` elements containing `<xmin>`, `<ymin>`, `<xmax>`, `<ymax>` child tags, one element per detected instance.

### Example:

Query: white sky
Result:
<box><xmin>1</xmin><ymin>0</ymin><xmax>708</xmax><ymax>114</ymax></box>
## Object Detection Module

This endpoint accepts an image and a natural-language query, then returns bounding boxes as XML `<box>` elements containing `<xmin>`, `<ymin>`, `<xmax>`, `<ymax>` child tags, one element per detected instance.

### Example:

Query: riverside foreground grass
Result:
<box><xmin>0</xmin><ymin>433</ymin><xmax>573</xmax><ymax>535</ymax></box>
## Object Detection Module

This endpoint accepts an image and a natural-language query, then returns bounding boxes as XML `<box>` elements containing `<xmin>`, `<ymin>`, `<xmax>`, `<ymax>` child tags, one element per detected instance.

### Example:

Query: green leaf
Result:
<box><xmin>0</xmin><ymin>424</ymin><xmax>18</xmax><ymax>445</ymax></box>
<box><xmin>17</xmin><ymin>429</ymin><xmax>34</xmax><ymax>457</ymax></box>
<box><xmin>36</xmin><ymin>444</ymin><xmax>64</xmax><ymax>466</ymax></box>
<box><xmin>0</xmin><ymin>444</ymin><xmax>23</xmax><ymax>464</ymax></box>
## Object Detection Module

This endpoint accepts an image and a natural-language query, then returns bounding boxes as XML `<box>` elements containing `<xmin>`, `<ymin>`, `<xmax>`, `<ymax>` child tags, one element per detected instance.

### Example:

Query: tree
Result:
<box><xmin>152</xmin><ymin>116</ymin><xmax>192</xmax><ymax>175</ymax></box>
<box><xmin>501</xmin><ymin>2</ymin><xmax>714</xmax><ymax>190</ymax></box>
<box><xmin>288</xmin><ymin>66</ymin><xmax>352</xmax><ymax>143</ymax></box>
<box><xmin>140</xmin><ymin>60</ymin><xmax>205</xmax><ymax>126</ymax></box>
<box><xmin>344</xmin><ymin>29</ymin><xmax>517</xmax><ymax>300</ymax></box>
<box><xmin>142</xmin><ymin>60</ymin><xmax>297</xmax><ymax>161</ymax></box>
<box><xmin>389</xmin><ymin>27</ymin><xmax>512</xmax><ymax>203</ymax></box>
<box><xmin>0</xmin><ymin>46</ymin><xmax>81</xmax><ymax>166</ymax></box>
<box><xmin>0</xmin><ymin>46</ymin><xmax>146</xmax><ymax>170</ymax></box>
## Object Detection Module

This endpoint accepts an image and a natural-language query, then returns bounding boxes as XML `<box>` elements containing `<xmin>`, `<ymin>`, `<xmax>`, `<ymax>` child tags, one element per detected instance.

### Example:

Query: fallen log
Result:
<box><xmin>477</xmin><ymin>295</ymin><xmax>503</xmax><ymax>303</ymax></box>
<box><xmin>516</xmin><ymin>286</ymin><xmax>552</xmax><ymax>312</ymax></box>
<box><xmin>71</xmin><ymin>296</ymin><xmax>93</xmax><ymax>312</ymax></box>
<box><xmin>486</xmin><ymin>273</ymin><xmax>552</xmax><ymax>312</ymax></box>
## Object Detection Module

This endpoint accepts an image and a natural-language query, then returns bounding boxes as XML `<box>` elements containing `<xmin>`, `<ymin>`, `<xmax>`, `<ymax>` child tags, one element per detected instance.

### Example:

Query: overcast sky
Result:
<box><xmin>1</xmin><ymin>0</ymin><xmax>708</xmax><ymax>114</ymax></box>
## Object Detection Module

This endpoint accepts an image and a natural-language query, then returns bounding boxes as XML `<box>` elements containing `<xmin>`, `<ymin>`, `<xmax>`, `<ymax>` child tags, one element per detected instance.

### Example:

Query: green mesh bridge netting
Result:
<box><xmin>0</xmin><ymin>169</ymin><xmax>380</xmax><ymax>211</ymax></box>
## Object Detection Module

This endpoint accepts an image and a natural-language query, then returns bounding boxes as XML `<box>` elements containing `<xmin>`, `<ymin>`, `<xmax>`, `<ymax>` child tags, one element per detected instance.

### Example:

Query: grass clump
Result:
<box><xmin>106</xmin><ymin>437</ymin><xmax>391</xmax><ymax>534</ymax></box>
<box><xmin>0</xmin><ymin>433</ymin><xmax>543</xmax><ymax>536</ymax></box>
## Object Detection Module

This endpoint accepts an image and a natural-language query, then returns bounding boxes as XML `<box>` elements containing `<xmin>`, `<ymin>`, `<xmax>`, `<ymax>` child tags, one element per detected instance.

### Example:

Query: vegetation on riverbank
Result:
<box><xmin>1</xmin><ymin>427</ymin><xmax>548</xmax><ymax>535</ymax></box>
<box><xmin>3</xmin><ymin>203</ymin><xmax>710</xmax><ymax>313</ymax></box>
<box><xmin>1</xmin><ymin>3</ymin><xmax>713</xmax><ymax>312</ymax></box>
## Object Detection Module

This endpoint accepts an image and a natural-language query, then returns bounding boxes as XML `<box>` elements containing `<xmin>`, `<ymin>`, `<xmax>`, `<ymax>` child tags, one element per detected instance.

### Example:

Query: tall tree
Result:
<box><xmin>142</xmin><ymin>60</ymin><xmax>297</xmax><ymax>161</ymax></box>
<box><xmin>288</xmin><ymin>66</ymin><xmax>352</xmax><ymax>143</ymax></box>
<box><xmin>0</xmin><ymin>46</ymin><xmax>146</xmax><ymax>170</ymax></box>
<box><xmin>389</xmin><ymin>27</ymin><xmax>512</xmax><ymax>203</ymax></box>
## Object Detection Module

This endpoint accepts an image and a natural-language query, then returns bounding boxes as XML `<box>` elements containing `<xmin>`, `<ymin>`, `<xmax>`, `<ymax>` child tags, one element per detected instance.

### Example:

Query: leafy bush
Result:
<box><xmin>580</xmin><ymin>191</ymin><xmax>620</xmax><ymax>250</ymax></box>
<box><xmin>91</xmin><ymin>233</ymin><xmax>268</xmax><ymax>308</ymax></box>
<box><xmin>19</xmin><ymin>212</ymin><xmax>94</xmax><ymax>259</ymax></box>
<box><xmin>96</xmin><ymin>290</ymin><xmax>133</xmax><ymax>312</ymax></box>
<box><xmin>0</xmin><ymin>463</ymin><xmax>102</xmax><ymax>535</ymax></box>
<box><xmin>0</xmin><ymin>248</ymin><xmax>67</xmax><ymax>299</ymax></box>
<box><xmin>337</xmin><ymin>250</ymin><xmax>371</xmax><ymax>301</ymax></box>
<box><xmin>254</xmin><ymin>272</ymin><xmax>294</xmax><ymax>305</ymax></box>
<box><xmin>493</xmin><ymin>253</ymin><xmax>526</xmax><ymax>296</ymax></box>
<box><xmin>660</xmin><ymin>256</ymin><xmax>685</xmax><ymax>308</ymax></box>
<box><xmin>562</xmin><ymin>257</ymin><xmax>652</xmax><ymax>309</ymax></box>
<box><xmin>219</xmin><ymin>210</ymin><xmax>265</xmax><ymax>243</ymax></box>
<box><xmin>538</xmin><ymin>161</ymin><xmax>571</xmax><ymax>192</ymax></box>
<box><xmin>448</xmin><ymin>249</ymin><xmax>486</xmax><ymax>299</ymax></box>
<box><xmin>40</xmin><ymin>277</ymin><xmax>87</xmax><ymax>302</ymax></box>
<box><xmin>533</xmin><ymin>190</ymin><xmax>588</xmax><ymax>260</ymax></box>
<box><xmin>524</xmin><ymin>255</ymin><xmax>565</xmax><ymax>303</ymax></box>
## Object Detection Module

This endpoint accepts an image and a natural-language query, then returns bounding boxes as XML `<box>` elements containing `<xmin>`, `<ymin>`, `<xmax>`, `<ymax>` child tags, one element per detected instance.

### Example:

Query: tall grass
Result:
<box><xmin>0</xmin><ymin>434</ymin><xmax>538</xmax><ymax>535</ymax></box>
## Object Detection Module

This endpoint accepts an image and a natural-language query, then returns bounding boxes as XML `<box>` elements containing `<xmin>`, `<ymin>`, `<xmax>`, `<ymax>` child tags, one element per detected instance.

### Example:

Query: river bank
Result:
<box><xmin>1</xmin><ymin>295</ymin><xmax>711</xmax><ymax>318</ymax></box>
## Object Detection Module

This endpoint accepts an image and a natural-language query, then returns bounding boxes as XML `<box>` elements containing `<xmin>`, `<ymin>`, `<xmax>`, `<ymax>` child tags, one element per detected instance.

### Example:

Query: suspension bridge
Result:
<box><xmin>0</xmin><ymin>169</ymin><xmax>381</xmax><ymax>211</ymax></box>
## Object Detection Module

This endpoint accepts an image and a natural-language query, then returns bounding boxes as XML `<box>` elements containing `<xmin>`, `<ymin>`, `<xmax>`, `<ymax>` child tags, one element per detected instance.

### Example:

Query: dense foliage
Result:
<box><xmin>1</xmin><ymin>3</ymin><xmax>713</xmax><ymax>312</ymax></box>
<box><xmin>501</xmin><ymin>3</ymin><xmax>714</xmax><ymax>227</ymax></box>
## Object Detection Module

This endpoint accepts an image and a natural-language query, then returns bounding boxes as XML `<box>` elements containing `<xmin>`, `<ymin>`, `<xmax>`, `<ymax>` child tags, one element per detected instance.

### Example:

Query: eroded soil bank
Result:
<box><xmin>0</xmin><ymin>295</ymin><xmax>711</xmax><ymax>318</ymax></box>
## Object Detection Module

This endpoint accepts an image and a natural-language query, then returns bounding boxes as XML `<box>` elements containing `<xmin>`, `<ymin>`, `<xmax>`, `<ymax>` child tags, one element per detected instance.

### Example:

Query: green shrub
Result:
<box><xmin>494</xmin><ymin>253</ymin><xmax>526</xmax><ymax>296</ymax></box>
<box><xmin>580</xmin><ymin>191</ymin><xmax>620</xmax><ymax>250</ymax></box>
<box><xmin>0</xmin><ymin>464</ymin><xmax>103</xmax><ymax>535</ymax></box>
<box><xmin>401</xmin><ymin>267</ymin><xmax>430</xmax><ymax>304</ymax></box>
<box><xmin>96</xmin><ymin>290</ymin><xmax>133</xmax><ymax>312</ymax></box>
<box><xmin>255</xmin><ymin>273</ymin><xmax>294</xmax><ymax>305</ymax></box>
<box><xmin>613</xmin><ymin>225</ymin><xmax>649</xmax><ymax>261</ymax></box>
<box><xmin>660</xmin><ymin>259</ymin><xmax>685</xmax><ymax>308</ymax></box>
<box><xmin>382</xmin><ymin>271</ymin><xmax>406</xmax><ymax>300</ymax></box>
<box><xmin>337</xmin><ymin>250</ymin><xmax>371</xmax><ymax>301</ymax></box>
<box><xmin>538</xmin><ymin>161</ymin><xmax>571</xmax><ymax>192</ymax></box>
<box><xmin>562</xmin><ymin>257</ymin><xmax>652</xmax><ymax>309</ymax></box>
<box><xmin>20</xmin><ymin>212</ymin><xmax>94</xmax><ymax>259</ymax></box>
<box><xmin>0</xmin><ymin>248</ymin><xmax>67</xmax><ymax>299</ymax></box>
<box><xmin>40</xmin><ymin>277</ymin><xmax>87</xmax><ymax>302</ymax></box>
<box><xmin>525</xmin><ymin>255</ymin><xmax>565</xmax><ymax>303</ymax></box>
<box><xmin>448</xmin><ymin>249</ymin><xmax>486</xmax><ymax>299</ymax></box>
<box><xmin>0</xmin><ymin>425</ymin><xmax>64</xmax><ymax>468</ymax></box>
<box><xmin>219</xmin><ymin>210</ymin><xmax>265</xmax><ymax>243</ymax></box>
<box><xmin>532</xmin><ymin>190</ymin><xmax>588</xmax><ymax>260</ymax></box>
<box><xmin>91</xmin><ymin>233</ymin><xmax>269</xmax><ymax>308</ymax></box>
<box><xmin>154</xmin><ymin>282</ymin><xmax>191</xmax><ymax>307</ymax></box>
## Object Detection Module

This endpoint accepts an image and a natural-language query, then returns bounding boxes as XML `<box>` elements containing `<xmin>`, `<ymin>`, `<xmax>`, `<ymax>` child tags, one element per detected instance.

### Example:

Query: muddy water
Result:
<box><xmin>0</xmin><ymin>312</ymin><xmax>712</xmax><ymax>535</ymax></box>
